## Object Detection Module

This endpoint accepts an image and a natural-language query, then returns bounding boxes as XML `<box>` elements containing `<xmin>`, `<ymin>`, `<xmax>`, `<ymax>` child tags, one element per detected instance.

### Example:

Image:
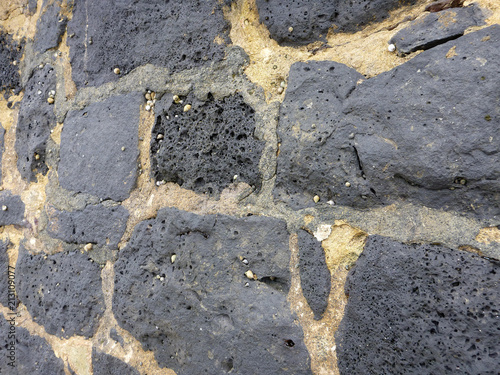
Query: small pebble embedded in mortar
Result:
<box><xmin>84</xmin><ymin>243</ymin><xmax>93</xmax><ymax>251</ymax></box>
<box><xmin>245</xmin><ymin>270</ymin><xmax>255</xmax><ymax>280</ymax></box>
<box><xmin>313</xmin><ymin>195</ymin><xmax>320</xmax><ymax>203</ymax></box>
<box><xmin>114</xmin><ymin>67</ymin><xmax>121</xmax><ymax>75</ymax></box>
<box><xmin>388</xmin><ymin>44</ymin><xmax>396</xmax><ymax>52</ymax></box>
<box><xmin>183</xmin><ymin>104</ymin><xmax>192</xmax><ymax>112</ymax></box>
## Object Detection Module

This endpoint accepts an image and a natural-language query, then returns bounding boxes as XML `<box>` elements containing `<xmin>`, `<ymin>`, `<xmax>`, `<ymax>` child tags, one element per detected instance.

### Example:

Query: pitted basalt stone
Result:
<box><xmin>92</xmin><ymin>348</ymin><xmax>140</xmax><ymax>375</ymax></box>
<box><xmin>151</xmin><ymin>93</ymin><xmax>264</xmax><ymax>195</ymax></box>
<box><xmin>298</xmin><ymin>229</ymin><xmax>331</xmax><ymax>320</ymax></box>
<box><xmin>47</xmin><ymin>204</ymin><xmax>129</xmax><ymax>249</ymax></box>
<box><xmin>0</xmin><ymin>240</ymin><xmax>10</xmax><ymax>307</ymax></box>
<box><xmin>33</xmin><ymin>1</ymin><xmax>68</xmax><ymax>53</ymax></box>
<box><xmin>0</xmin><ymin>125</ymin><xmax>4</xmax><ymax>183</ymax></box>
<box><xmin>113</xmin><ymin>207</ymin><xmax>312</xmax><ymax>374</ymax></box>
<box><xmin>0</xmin><ymin>31</ymin><xmax>23</xmax><ymax>96</ymax></box>
<box><xmin>16</xmin><ymin>246</ymin><xmax>105</xmax><ymax>339</ymax></box>
<box><xmin>275</xmin><ymin>26</ymin><xmax>500</xmax><ymax>217</ymax></box>
<box><xmin>255</xmin><ymin>0</ymin><xmax>417</xmax><ymax>46</ymax></box>
<box><xmin>0</xmin><ymin>192</ymin><xmax>25</xmax><ymax>226</ymax></box>
<box><xmin>336</xmin><ymin>235</ymin><xmax>500</xmax><ymax>375</ymax></box>
<box><xmin>0</xmin><ymin>315</ymin><xmax>66</xmax><ymax>375</ymax></box>
<box><xmin>58</xmin><ymin>93</ymin><xmax>140</xmax><ymax>201</ymax></box>
<box><xmin>390</xmin><ymin>4</ymin><xmax>485</xmax><ymax>56</ymax></box>
<box><xmin>15</xmin><ymin>64</ymin><xmax>56</xmax><ymax>182</ymax></box>
<box><xmin>67</xmin><ymin>0</ymin><xmax>230</xmax><ymax>88</ymax></box>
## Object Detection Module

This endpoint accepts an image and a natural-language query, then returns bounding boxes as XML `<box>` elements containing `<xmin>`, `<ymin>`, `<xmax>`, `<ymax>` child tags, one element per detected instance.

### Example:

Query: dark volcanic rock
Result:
<box><xmin>0</xmin><ymin>315</ymin><xmax>66</xmax><ymax>375</ymax></box>
<box><xmin>0</xmin><ymin>31</ymin><xmax>23</xmax><ymax>95</ymax></box>
<box><xmin>0</xmin><ymin>125</ymin><xmax>4</xmax><ymax>183</ymax></box>
<box><xmin>113</xmin><ymin>207</ymin><xmax>312</xmax><ymax>375</ymax></box>
<box><xmin>0</xmin><ymin>240</ymin><xmax>11</xmax><ymax>307</ymax></box>
<box><xmin>390</xmin><ymin>4</ymin><xmax>485</xmax><ymax>56</ymax></box>
<box><xmin>17</xmin><ymin>246</ymin><xmax>105</xmax><ymax>339</ymax></box>
<box><xmin>298</xmin><ymin>229</ymin><xmax>331</xmax><ymax>320</ymax></box>
<box><xmin>47</xmin><ymin>204</ymin><xmax>129</xmax><ymax>249</ymax></box>
<box><xmin>0</xmin><ymin>192</ymin><xmax>25</xmax><ymax>226</ymax></box>
<box><xmin>275</xmin><ymin>26</ymin><xmax>500</xmax><ymax>217</ymax></box>
<box><xmin>33</xmin><ymin>1</ymin><xmax>68</xmax><ymax>53</ymax></box>
<box><xmin>336</xmin><ymin>235</ymin><xmax>500</xmax><ymax>375</ymax></box>
<box><xmin>92</xmin><ymin>348</ymin><xmax>139</xmax><ymax>375</ymax></box>
<box><xmin>67</xmin><ymin>0</ymin><xmax>230</xmax><ymax>88</ymax></box>
<box><xmin>255</xmin><ymin>0</ymin><xmax>417</xmax><ymax>46</ymax></box>
<box><xmin>15</xmin><ymin>64</ymin><xmax>57</xmax><ymax>182</ymax></box>
<box><xmin>151</xmin><ymin>93</ymin><xmax>264</xmax><ymax>195</ymax></box>
<box><xmin>58</xmin><ymin>93</ymin><xmax>140</xmax><ymax>201</ymax></box>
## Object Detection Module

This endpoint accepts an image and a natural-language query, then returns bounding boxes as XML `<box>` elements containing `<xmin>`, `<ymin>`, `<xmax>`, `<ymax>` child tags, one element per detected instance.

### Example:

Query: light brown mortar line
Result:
<box><xmin>0</xmin><ymin>0</ymin><xmax>43</xmax><ymax>41</ymax></box>
<box><xmin>93</xmin><ymin>262</ymin><xmax>177</xmax><ymax>375</ymax></box>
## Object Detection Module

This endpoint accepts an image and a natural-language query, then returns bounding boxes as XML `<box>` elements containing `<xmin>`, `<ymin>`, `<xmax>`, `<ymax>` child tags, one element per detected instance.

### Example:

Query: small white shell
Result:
<box><xmin>388</xmin><ymin>44</ymin><xmax>396</xmax><ymax>52</ymax></box>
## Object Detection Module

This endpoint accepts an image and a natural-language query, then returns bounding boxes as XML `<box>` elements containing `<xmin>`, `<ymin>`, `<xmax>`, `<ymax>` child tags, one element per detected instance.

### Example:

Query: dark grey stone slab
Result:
<box><xmin>113</xmin><ymin>207</ymin><xmax>312</xmax><ymax>375</ymax></box>
<box><xmin>151</xmin><ymin>93</ymin><xmax>264</xmax><ymax>196</ymax></box>
<box><xmin>92</xmin><ymin>348</ymin><xmax>139</xmax><ymax>375</ymax></box>
<box><xmin>255</xmin><ymin>0</ymin><xmax>417</xmax><ymax>46</ymax></box>
<box><xmin>67</xmin><ymin>0</ymin><xmax>230</xmax><ymax>88</ymax></box>
<box><xmin>336</xmin><ymin>235</ymin><xmax>500</xmax><ymax>375</ymax></box>
<box><xmin>390</xmin><ymin>4</ymin><xmax>485</xmax><ymax>56</ymax></box>
<box><xmin>15</xmin><ymin>64</ymin><xmax>57</xmax><ymax>182</ymax></box>
<box><xmin>0</xmin><ymin>31</ymin><xmax>23</xmax><ymax>96</ymax></box>
<box><xmin>0</xmin><ymin>125</ymin><xmax>4</xmax><ymax>183</ymax></box>
<box><xmin>275</xmin><ymin>26</ymin><xmax>500</xmax><ymax>218</ymax></box>
<box><xmin>33</xmin><ymin>1</ymin><xmax>68</xmax><ymax>53</ymax></box>
<box><xmin>0</xmin><ymin>240</ymin><xmax>10</xmax><ymax>307</ymax></box>
<box><xmin>0</xmin><ymin>192</ymin><xmax>25</xmax><ymax>226</ymax></box>
<box><xmin>0</xmin><ymin>315</ymin><xmax>66</xmax><ymax>375</ymax></box>
<box><xmin>47</xmin><ymin>204</ymin><xmax>129</xmax><ymax>249</ymax></box>
<box><xmin>298</xmin><ymin>229</ymin><xmax>331</xmax><ymax>320</ymax></box>
<box><xmin>58</xmin><ymin>93</ymin><xmax>140</xmax><ymax>201</ymax></box>
<box><xmin>110</xmin><ymin>328</ymin><xmax>124</xmax><ymax>347</ymax></box>
<box><xmin>16</xmin><ymin>246</ymin><xmax>105</xmax><ymax>339</ymax></box>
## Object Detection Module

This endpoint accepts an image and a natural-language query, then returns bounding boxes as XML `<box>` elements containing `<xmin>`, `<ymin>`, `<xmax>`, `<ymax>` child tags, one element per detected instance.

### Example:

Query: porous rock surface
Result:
<box><xmin>33</xmin><ymin>1</ymin><xmax>67</xmax><ymax>53</ymax></box>
<box><xmin>46</xmin><ymin>204</ymin><xmax>129</xmax><ymax>249</ymax></box>
<box><xmin>151</xmin><ymin>92</ymin><xmax>264</xmax><ymax>195</ymax></box>
<box><xmin>275</xmin><ymin>26</ymin><xmax>500</xmax><ymax>218</ymax></box>
<box><xmin>256</xmin><ymin>0</ymin><xmax>417</xmax><ymax>45</ymax></box>
<box><xmin>390</xmin><ymin>4</ymin><xmax>485</xmax><ymax>56</ymax></box>
<box><xmin>0</xmin><ymin>31</ymin><xmax>23</xmax><ymax>95</ymax></box>
<box><xmin>0</xmin><ymin>240</ymin><xmax>9</xmax><ymax>306</ymax></box>
<box><xmin>67</xmin><ymin>0</ymin><xmax>230</xmax><ymax>88</ymax></box>
<box><xmin>58</xmin><ymin>93</ymin><xmax>140</xmax><ymax>201</ymax></box>
<box><xmin>15</xmin><ymin>64</ymin><xmax>57</xmax><ymax>182</ymax></box>
<box><xmin>113</xmin><ymin>207</ymin><xmax>312</xmax><ymax>374</ymax></box>
<box><xmin>0</xmin><ymin>191</ymin><xmax>25</xmax><ymax>226</ymax></box>
<box><xmin>16</xmin><ymin>246</ymin><xmax>105</xmax><ymax>339</ymax></box>
<box><xmin>336</xmin><ymin>235</ymin><xmax>500</xmax><ymax>375</ymax></box>
<box><xmin>298</xmin><ymin>229</ymin><xmax>331</xmax><ymax>320</ymax></box>
<box><xmin>0</xmin><ymin>314</ymin><xmax>66</xmax><ymax>375</ymax></box>
<box><xmin>92</xmin><ymin>348</ymin><xmax>140</xmax><ymax>375</ymax></box>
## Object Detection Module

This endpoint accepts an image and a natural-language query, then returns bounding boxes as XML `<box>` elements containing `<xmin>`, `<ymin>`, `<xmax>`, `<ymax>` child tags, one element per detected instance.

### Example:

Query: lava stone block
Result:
<box><xmin>16</xmin><ymin>246</ymin><xmax>105</xmax><ymax>339</ymax></box>
<box><xmin>67</xmin><ymin>0</ymin><xmax>230</xmax><ymax>88</ymax></box>
<box><xmin>113</xmin><ymin>207</ymin><xmax>312</xmax><ymax>374</ymax></box>
<box><xmin>151</xmin><ymin>93</ymin><xmax>264</xmax><ymax>195</ymax></box>
<box><xmin>0</xmin><ymin>124</ymin><xmax>4</xmax><ymax>183</ymax></box>
<box><xmin>47</xmin><ymin>204</ymin><xmax>129</xmax><ymax>249</ymax></box>
<box><xmin>335</xmin><ymin>235</ymin><xmax>500</xmax><ymax>375</ymax></box>
<box><xmin>58</xmin><ymin>93</ymin><xmax>140</xmax><ymax>201</ymax></box>
<box><xmin>0</xmin><ymin>314</ymin><xmax>66</xmax><ymax>375</ymax></box>
<box><xmin>0</xmin><ymin>240</ymin><xmax>11</xmax><ymax>307</ymax></box>
<box><xmin>0</xmin><ymin>191</ymin><xmax>25</xmax><ymax>226</ymax></box>
<box><xmin>33</xmin><ymin>1</ymin><xmax>68</xmax><ymax>53</ymax></box>
<box><xmin>15</xmin><ymin>64</ymin><xmax>57</xmax><ymax>182</ymax></box>
<box><xmin>0</xmin><ymin>31</ymin><xmax>23</xmax><ymax>95</ymax></box>
<box><xmin>298</xmin><ymin>229</ymin><xmax>331</xmax><ymax>320</ymax></box>
<box><xmin>255</xmin><ymin>0</ymin><xmax>417</xmax><ymax>46</ymax></box>
<box><xmin>275</xmin><ymin>26</ymin><xmax>500</xmax><ymax>218</ymax></box>
<box><xmin>390</xmin><ymin>4</ymin><xmax>485</xmax><ymax>56</ymax></box>
<box><xmin>92</xmin><ymin>348</ymin><xmax>139</xmax><ymax>375</ymax></box>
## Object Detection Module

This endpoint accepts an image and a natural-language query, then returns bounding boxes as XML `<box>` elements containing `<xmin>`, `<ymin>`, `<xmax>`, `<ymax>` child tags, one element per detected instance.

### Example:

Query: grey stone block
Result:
<box><xmin>33</xmin><ymin>1</ymin><xmax>68</xmax><ymax>53</ymax></box>
<box><xmin>0</xmin><ymin>192</ymin><xmax>25</xmax><ymax>226</ymax></box>
<box><xmin>92</xmin><ymin>348</ymin><xmax>139</xmax><ymax>375</ymax></box>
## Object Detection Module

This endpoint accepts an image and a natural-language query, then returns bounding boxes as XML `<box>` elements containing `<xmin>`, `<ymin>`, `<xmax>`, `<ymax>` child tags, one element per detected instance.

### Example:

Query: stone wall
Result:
<box><xmin>0</xmin><ymin>0</ymin><xmax>499</xmax><ymax>374</ymax></box>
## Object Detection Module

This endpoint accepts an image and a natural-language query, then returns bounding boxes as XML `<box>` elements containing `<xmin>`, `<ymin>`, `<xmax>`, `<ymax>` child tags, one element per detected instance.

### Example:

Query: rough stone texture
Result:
<box><xmin>298</xmin><ymin>229</ymin><xmax>331</xmax><ymax>320</ymax></box>
<box><xmin>92</xmin><ymin>348</ymin><xmax>140</xmax><ymax>375</ymax></box>
<box><xmin>47</xmin><ymin>204</ymin><xmax>129</xmax><ymax>249</ymax></box>
<box><xmin>336</xmin><ymin>235</ymin><xmax>500</xmax><ymax>375</ymax></box>
<box><xmin>0</xmin><ymin>124</ymin><xmax>4</xmax><ymax>183</ymax></box>
<box><xmin>0</xmin><ymin>31</ymin><xmax>23</xmax><ymax>95</ymax></box>
<box><xmin>275</xmin><ymin>26</ymin><xmax>500</xmax><ymax>218</ymax></box>
<box><xmin>114</xmin><ymin>207</ymin><xmax>312</xmax><ymax>374</ymax></box>
<box><xmin>16</xmin><ymin>246</ymin><xmax>105</xmax><ymax>339</ymax></box>
<box><xmin>67</xmin><ymin>0</ymin><xmax>230</xmax><ymax>88</ymax></box>
<box><xmin>151</xmin><ymin>93</ymin><xmax>264</xmax><ymax>195</ymax></box>
<box><xmin>256</xmin><ymin>0</ymin><xmax>417</xmax><ymax>46</ymax></box>
<box><xmin>390</xmin><ymin>4</ymin><xmax>485</xmax><ymax>56</ymax></box>
<box><xmin>58</xmin><ymin>93</ymin><xmax>140</xmax><ymax>201</ymax></box>
<box><xmin>15</xmin><ymin>64</ymin><xmax>57</xmax><ymax>182</ymax></box>
<box><xmin>0</xmin><ymin>240</ymin><xmax>10</xmax><ymax>307</ymax></box>
<box><xmin>110</xmin><ymin>328</ymin><xmax>124</xmax><ymax>347</ymax></box>
<box><xmin>33</xmin><ymin>1</ymin><xmax>68</xmax><ymax>53</ymax></box>
<box><xmin>0</xmin><ymin>315</ymin><xmax>66</xmax><ymax>375</ymax></box>
<box><xmin>0</xmin><ymin>191</ymin><xmax>25</xmax><ymax>226</ymax></box>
